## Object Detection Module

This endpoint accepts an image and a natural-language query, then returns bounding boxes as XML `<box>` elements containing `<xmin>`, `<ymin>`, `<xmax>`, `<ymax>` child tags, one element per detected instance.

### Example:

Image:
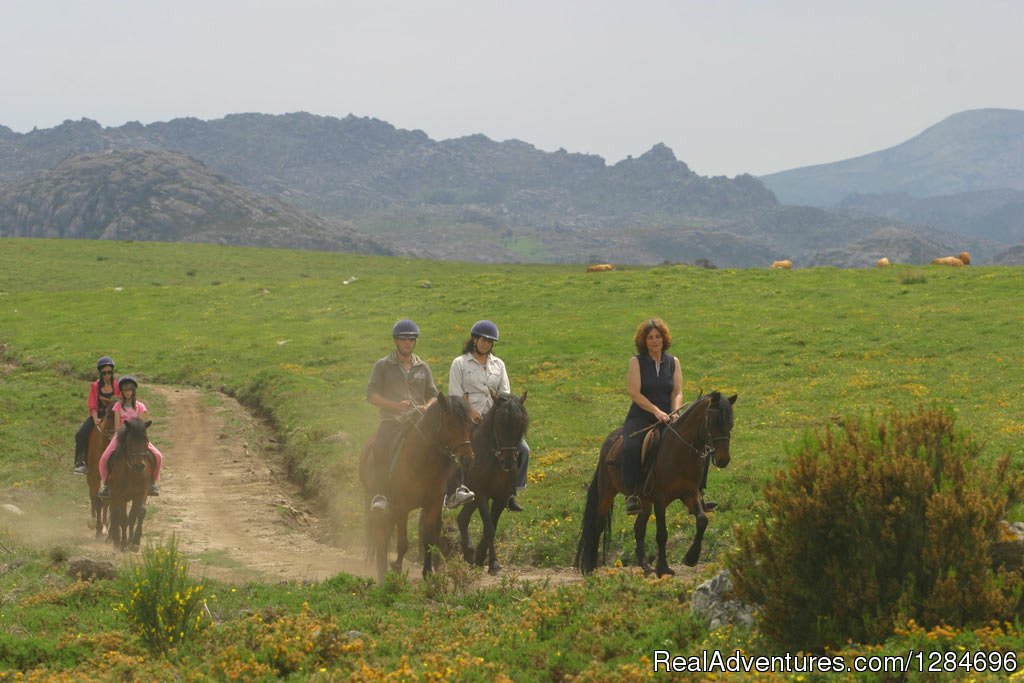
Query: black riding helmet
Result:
<box><xmin>96</xmin><ymin>355</ymin><xmax>115</xmax><ymax>371</ymax></box>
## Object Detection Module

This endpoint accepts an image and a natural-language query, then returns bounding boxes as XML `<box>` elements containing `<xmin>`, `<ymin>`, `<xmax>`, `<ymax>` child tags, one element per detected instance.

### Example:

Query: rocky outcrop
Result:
<box><xmin>0</xmin><ymin>148</ymin><xmax>398</xmax><ymax>255</ymax></box>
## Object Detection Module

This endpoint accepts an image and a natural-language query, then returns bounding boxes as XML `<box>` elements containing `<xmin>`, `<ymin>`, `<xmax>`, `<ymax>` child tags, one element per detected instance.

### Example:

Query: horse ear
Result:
<box><xmin>727</xmin><ymin>394</ymin><xmax>737</xmax><ymax>405</ymax></box>
<box><xmin>436</xmin><ymin>392</ymin><xmax>449</xmax><ymax>413</ymax></box>
<box><xmin>520</xmin><ymin>389</ymin><xmax>528</xmax><ymax>404</ymax></box>
<box><xmin>145</xmin><ymin>419</ymin><xmax>153</xmax><ymax>428</ymax></box>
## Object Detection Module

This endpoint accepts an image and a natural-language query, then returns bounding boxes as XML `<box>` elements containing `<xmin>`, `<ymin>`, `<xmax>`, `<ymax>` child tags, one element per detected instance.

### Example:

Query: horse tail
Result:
<box><xmin>574</xmin><ymin>458</ymin><xmax>610</xmax><ymax>575</ymax></box>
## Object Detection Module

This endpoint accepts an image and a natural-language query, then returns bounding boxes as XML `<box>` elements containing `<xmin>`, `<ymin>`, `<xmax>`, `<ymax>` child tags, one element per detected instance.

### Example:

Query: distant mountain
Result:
<box><xmin>760</xmin><ymin>109</ymin><xmax>1024</xmax><ymax>207</ymax></box>
<box><xmin>0</xmin><ymin>148</ymin><xmax>398</xmax><ymax>254</ymax></box>
<box><xmin>992</xmin><ymin>243</ymin><xmax>1024</xmax><ymax>265</ymax></box>
<box><xmin>0</xmin><ymin>111</ymin><xmax>1005</xmax><ymax>266</ymax></box>
<box><xmin>805</xmin><ymin>226</ymin><xmax>958</xmax><ymax>268</ymax></box>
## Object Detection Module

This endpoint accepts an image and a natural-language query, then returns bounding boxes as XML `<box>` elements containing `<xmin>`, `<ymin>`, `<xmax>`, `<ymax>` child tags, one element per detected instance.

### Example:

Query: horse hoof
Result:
<box><xmin>488</xmin><ymin>564</ymin><xmax>502</xmax><ymax>576</ymax></box>
<box><xmin>656</xmin><ymin>566</ymin><xmax>675</xmax><ymax>577</ymax></box>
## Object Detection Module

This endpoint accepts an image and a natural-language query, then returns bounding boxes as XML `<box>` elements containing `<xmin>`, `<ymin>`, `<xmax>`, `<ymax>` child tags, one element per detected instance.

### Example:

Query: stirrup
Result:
<box><xmin>99</xmin><ymin>484</ymin><xmax>110</xmax><ymax>499</ymax></box>
<box><xmin>444</xmin><ymin>485</ymin><xmax>475</xmax><ymax>509</ymax></box>
<box><xmin>73</xmin><ymin>463</ymin><xmax>87</xmax><ymax>475</ymax></box>
<box><xmin>370</xmin><ymin>495</ymin><xmax>390</xmax><ymax>514</ymax></box>
<box><xmin>506</xmin><ymin>495</ymin><xmax>523</xmax><ymax>512</ymax></box>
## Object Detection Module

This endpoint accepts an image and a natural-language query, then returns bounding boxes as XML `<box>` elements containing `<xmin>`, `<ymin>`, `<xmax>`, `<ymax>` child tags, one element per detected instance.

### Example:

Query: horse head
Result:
<box><xmin>120</xmin><ymin>419</ymin><xmax>153</xmax><ymax>472</ymax></box>
<box><xmin>482</xmin><ymin>391</ymin><xmax>529</xmax><ymax>472</ymax></box>
<box><xmin>436</xmin><ymin>392</ymin><xmax>475</xmax><ymax>472</ymax></box>
<box><xmin>703</xmin><ymin>392</ymin><xmax>737</xmax><ymax>468</ymax></box>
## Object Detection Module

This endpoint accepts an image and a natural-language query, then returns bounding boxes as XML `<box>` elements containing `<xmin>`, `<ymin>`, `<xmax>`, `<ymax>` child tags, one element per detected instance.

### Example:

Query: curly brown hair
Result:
<box><xmin>633</xmin><ymin>318</ymin><xmax>672</xmax><ymax>354</ymax></box>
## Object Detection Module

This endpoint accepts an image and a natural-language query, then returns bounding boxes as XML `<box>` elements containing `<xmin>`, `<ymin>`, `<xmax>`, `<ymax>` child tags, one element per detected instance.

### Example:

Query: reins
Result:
<box><xmin>633</xmin><ymin>396</ymin><xmax>729</xmax><ymax>461</ymax></box>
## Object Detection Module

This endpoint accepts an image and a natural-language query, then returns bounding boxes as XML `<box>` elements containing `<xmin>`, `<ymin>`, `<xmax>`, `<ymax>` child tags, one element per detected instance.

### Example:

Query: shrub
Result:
<box><xmin>727</xmin><ymin>406</ymin><xmax>1024</xmax><ymax>651</ymax></box>
<box><xmin>117</xmin><ymin>534</ymin><xmax>209</xmax><ymax>654</ymax></box>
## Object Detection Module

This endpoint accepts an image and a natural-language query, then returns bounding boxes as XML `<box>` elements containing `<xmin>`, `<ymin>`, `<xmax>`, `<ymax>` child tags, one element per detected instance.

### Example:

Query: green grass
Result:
<box><xmin>1</xmin><ymin>237</ymin><xmax>1023</xmax><ymax>678</ymax></box>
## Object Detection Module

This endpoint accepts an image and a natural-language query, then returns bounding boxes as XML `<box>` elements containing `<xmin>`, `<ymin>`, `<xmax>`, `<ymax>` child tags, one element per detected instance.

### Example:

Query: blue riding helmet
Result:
<box><xmin>392</xmin><ymin>319</ymin><xmax>420</xmax><ymax>339</ymax></box>
<box><xmin>96</xmin><ymin>356</ymin><xmax>115</xmax><ymax>370</ymax></box>
<box><xmin>471</xmin><ymin>320</ymin><xmax>499</xmax><ymax>342</ymax></box>
<box><xmin>118</xmin><ymin>375</ymin><xmax>138</xmax><ymax>391</ymax></box>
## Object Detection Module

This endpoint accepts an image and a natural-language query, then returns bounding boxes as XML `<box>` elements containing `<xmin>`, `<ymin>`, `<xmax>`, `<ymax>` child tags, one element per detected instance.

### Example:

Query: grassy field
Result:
<box><xmin>1</xmin><ymin>237</ymin><xmax>1023</xmax><ymax>679</ymax></box>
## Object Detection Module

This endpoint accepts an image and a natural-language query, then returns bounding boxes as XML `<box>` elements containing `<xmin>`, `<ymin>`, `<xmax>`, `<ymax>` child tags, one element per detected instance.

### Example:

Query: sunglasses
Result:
<box><xmin>101</xmin><ymin>370</ymin><xmax>113</xmax><ymax>376</ymax></box>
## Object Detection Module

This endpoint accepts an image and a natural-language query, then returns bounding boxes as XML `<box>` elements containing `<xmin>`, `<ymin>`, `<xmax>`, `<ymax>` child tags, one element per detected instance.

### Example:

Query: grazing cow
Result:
<box><xmin>586</xmin><ymin>263</ymin><xmax>614</xmax><ymax>272</ymax></box>
<box><xmin>931</xmin><ymin>256</ymin><xmax>965</xmax><ymax>267</ymax></box>
<box><xmin>876</xmin><ymin>257</ymin><xmax>891</xmax><ymax>268</ymax></box>
<box><xmin>958</xmin><ymin>251</ymin><xmax>971</xmax><ymax>265</ymax></box>
<box><xmin>770</xmin><ymin>260</ymin><xmax>792</xmax><ymax>270</ymax></box>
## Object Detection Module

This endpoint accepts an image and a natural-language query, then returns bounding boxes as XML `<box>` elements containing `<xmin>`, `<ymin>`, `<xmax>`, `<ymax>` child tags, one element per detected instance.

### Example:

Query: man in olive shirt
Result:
<box><xmin>366</xmin><ymin>319</ymin><xmax>474</xmax><ymax>513</ymax></box>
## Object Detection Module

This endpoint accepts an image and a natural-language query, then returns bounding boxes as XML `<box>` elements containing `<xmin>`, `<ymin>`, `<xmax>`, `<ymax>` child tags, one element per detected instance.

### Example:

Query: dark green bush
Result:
<box><xmin>727</xmin><ymin>407</ymin><xmax>1024</xmax><ymax>651</ymax></box>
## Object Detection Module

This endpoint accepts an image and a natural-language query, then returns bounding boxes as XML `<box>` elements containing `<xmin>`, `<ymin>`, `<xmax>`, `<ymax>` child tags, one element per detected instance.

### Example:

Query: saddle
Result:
<box><xmin>608</xmin><ymin>426</ymin><xmax>663</xmax><ymax>495</ymax></box>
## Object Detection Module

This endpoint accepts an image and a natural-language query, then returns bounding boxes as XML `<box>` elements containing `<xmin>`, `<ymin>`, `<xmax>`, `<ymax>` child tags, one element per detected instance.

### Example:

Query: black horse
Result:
<box><xmin>457</xmin><ymin>391</ymin><xmax>529</xmax><ymax>575</ymax></box>
<box><xmin>575</xmin><ymin>392</ymin><xmax>737</xmax><ymax>577</ymax></box>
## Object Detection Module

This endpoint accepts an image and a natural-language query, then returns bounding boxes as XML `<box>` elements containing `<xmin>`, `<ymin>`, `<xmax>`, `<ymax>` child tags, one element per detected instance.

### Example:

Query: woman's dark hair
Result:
<box><xmin>633</xmin><ymin>317</ymin><xmax>672</xmax><ymax>354</ymax></box>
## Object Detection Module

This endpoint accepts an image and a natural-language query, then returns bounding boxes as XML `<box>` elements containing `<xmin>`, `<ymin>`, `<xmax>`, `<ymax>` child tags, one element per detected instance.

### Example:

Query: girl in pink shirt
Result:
<box><xmin>98</xmin><ymin>376</ymin><xmax>164</xmax><ymax>498</ymax></box>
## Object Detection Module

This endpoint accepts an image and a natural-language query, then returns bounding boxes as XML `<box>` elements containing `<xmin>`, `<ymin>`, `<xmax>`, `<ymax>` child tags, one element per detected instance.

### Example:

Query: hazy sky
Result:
<box><xmin>3</xmin><ymin>0</ymin><xmax>1021</xmax><ymax>177</ymax></box>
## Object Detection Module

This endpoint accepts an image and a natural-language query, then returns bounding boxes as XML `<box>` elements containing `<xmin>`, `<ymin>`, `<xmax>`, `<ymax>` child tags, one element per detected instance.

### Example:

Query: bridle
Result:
<box><xmin>663</xmin><ymin>397</ymin><xmax>730</xmax><ymax>461</ymax></box>
<box><xmin>490</xmin><ymin>418</ymin><xmax>520</xmax><ymax>472</ymax></box>
<box><xmin>414</xmin><ymin>406</ymin><xmax>472</xmax><ymax>465</ymax></box>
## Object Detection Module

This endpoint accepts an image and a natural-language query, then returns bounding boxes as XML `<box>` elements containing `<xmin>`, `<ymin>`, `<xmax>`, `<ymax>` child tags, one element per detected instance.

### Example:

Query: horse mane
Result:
<box><xmin>420</xmin><ymin>394</ymin><xmax>473</xmax><ymax>431</ymax></box>
<box><xmin>670</xmin><ymin>392</ymin><xmax>733</xmax><ymax>432</ymax></box>
<box><xmin>485</xmin><ymin>393</ymin><xmax>529</xmax><ymax>442</ymax></box>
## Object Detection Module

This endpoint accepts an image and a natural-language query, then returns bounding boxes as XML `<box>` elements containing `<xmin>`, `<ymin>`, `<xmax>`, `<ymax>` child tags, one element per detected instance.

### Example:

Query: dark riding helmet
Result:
<box><xmin>118</xmin><ymin>375</ymin><xmax>138</xmax><ymax>391</ymax></box>
<box><xmin>96</xmin><ymin>356</ymin><xmax>115</xmax><ymax>370</ymax></box>
<box><xmin>470</xmin><ymin>320</ymin><xmax>499</xmax><ymax>342</ymax></box>
<box><xmin>392</xmin><ymin>319</ymin><xmax>420</xmax><ymax>339</ymax></box>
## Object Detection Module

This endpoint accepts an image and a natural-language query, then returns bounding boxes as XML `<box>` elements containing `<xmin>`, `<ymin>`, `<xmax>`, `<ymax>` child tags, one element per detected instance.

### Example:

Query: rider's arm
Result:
<box><xmin>88</xmin><ymin>382</ymin><xmax>99</xmax><ymax>422</ymax></box>
<box><xmin>368</xmin><ymin>393</ymin><xmax>412</xmax><ymax>414</ymax></box>
<box><xmin>671</xmin><ymin>360</ymin><xmax>683</xmax><ymax>412</ymax></box>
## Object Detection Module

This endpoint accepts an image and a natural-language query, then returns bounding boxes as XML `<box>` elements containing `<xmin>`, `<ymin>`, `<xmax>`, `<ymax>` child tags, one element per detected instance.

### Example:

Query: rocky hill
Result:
<box><xmin>760</xmin><ymin>109</ymin><xmax>1024</xmax><ymax>207</ymax></box>
<box><xmin>0</xmin><ymin>148</ymin><xmax>397</xmax><ymax>254</ymax></box>
<box><xmin>0</xmin><ymin>111</ymin><xmax>1015</xmax><ymax>266</ymax></box>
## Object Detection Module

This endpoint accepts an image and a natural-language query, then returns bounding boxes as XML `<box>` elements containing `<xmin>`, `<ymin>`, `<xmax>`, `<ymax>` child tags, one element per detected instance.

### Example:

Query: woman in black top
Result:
<box><xmin>621</xmin><ymin>318</ymin><xmax>682</xmax><ymax>515</ymax></box>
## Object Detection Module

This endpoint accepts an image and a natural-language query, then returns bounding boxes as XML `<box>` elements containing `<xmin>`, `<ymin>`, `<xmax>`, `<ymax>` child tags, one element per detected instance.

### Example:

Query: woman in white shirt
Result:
<box><xmin>449</xmin><ymin>320</ymin><xmax>530</xmax><ymax>511</ymax></box>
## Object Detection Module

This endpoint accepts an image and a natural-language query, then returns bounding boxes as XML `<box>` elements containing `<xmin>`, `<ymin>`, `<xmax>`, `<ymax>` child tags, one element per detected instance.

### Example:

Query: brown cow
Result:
<box><xmin>931</xmin><ymin>256</ymin><xmax>964</xmax><ymax>267</ymax></box>
<box><xmin>770</xmin><ymin>260</ymin><xmax>792</xmax><ymax>270</ymax></box>
<box><xmin>958</xmin><ymin>251</ymin><xmax>971</xmax><ymax>265</ymax></box>
<box><xmin>876</xmin><ymin>257</ymin><xmax>890</xmax><ymax>268</ymax></box>
<box><xmin>586</xmin><ymin>263</ymin><xmax>614</xmax><ymax>272</ymax></box>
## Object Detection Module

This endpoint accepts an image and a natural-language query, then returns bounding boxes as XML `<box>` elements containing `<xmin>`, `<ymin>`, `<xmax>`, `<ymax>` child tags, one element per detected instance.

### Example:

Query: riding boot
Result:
<box><xmin>73</xmin><ymin>455</ymin><xmax>87</xmax><ymax>475</ymax></box>
<box><xmin>149</xmin><ymin>482</ymin><xmax>160</xmax><ymax>497</ymax></box>
<box><xmin>507</xmin><ymin>495</ymin><xmax>523</xmax><ymax>512</ymax></box>
<box><xmin>624</xmin><ymin>495</ymin><xmax>641</xmax><ymax>515</ymax></box>
<box><xmin>99</xmin><ymin>483</ymin><xmax>110</xmax><ymax>498</ymax></box>
<box><xmin>701</xmin><ymin>489</ymin><xmax>716</xmax><ymax>511</ymax></box>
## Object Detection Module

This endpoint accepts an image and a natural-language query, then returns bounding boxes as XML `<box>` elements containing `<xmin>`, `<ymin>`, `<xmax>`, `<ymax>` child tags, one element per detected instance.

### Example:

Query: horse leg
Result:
<box><xmin>420</xmin><ymin>505</ymin><xmax>443</xmax><ymax>577</ymax></box>
<box><xmin>653</xmin><ymin>501</ymin><xmax>675</xmax><ymax>577</ymax></box>
<box><xmin>485</xmin><ymin>498</ymin><xmax>505</xmax><ymax>575</ymax></box>
<box><xmin>391</xmin><ymin>514</ymin><xmax>408</xmax><ymax>573</ymax></box>
<box><xmin>457</xmin><ymin>501</ymin><xmax>476</xmax><ymax>563</ymax></box>
<box><xmin>682</xmin><ymin>494</ymin><xmax>708</xmax><ymax>567</ymax></box>
<box><xmin>634</xmin><ymin>502</ymin><xmax>653</xmax><ymax>575</ymax></box>
<box><xmin>130</xmin><ymin>500</ymin><xmax>147</xmax><ymax>551</ymax></box>
<box><xmin>473</xmin><ymin>496</ymin><xmax>494</xmax><ymax>567</ymax></box>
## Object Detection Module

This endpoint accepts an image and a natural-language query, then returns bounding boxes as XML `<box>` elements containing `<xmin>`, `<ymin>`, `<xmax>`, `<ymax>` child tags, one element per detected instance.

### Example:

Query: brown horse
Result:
<box><xmin>359</xmin><ymin>393</ymin><xmax>474</xmax><ymax>581</ymax></box>
<box><xmin>457</xmin><ymin>391</ymin><xmax>529</xmax><ymax>575</ymax></box>
<box><xmin>575</xmin><ymin>391</ymin><xmax>737</xmax><ymax>577</ymax></box>
<box><xmin>86</xmin><ymin>403</ymin><xmax>115</xmax><ymax>538</ymax></box>
<box><xmin>107</xmin><ymin>419</ymin><xmax>153</xmax><ymax>551</ymax></box>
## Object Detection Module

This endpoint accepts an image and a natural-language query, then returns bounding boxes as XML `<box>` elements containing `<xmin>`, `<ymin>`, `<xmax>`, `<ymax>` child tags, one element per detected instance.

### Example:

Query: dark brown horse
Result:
<box><xmin>86</xmin><ymin>402</ymin><xmax>115</xmax><ymax>538</ymax></box>
<box><xmin>575</xmin><ymin>391</ymin><xmax>737</xmax><ymax>577</ymax></box>
<box><xmin>359</xmin><ymin>393</ymin><xmax>475</xmax><ymax>581</ymax></box>
<box><xmin>107</xmin><ymin>419</ymin><xmax>153</xmax><ymax>551</ymax></box>
<box><xmin>457</xmin><ymin>391</ymin><xmax>529</xmax><ymax>575</ymax></box>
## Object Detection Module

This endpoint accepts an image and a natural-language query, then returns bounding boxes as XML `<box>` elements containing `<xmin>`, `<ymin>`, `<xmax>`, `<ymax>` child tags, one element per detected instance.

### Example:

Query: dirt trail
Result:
<box><xmin>143</xmin><ymin>386</ymin><xmax>371</xmax><ymax>582</ymax></box>
<box><xmin>58</xmin><ymin>385</ymin><xmax>584</xmax><ymax>587</ymax></box>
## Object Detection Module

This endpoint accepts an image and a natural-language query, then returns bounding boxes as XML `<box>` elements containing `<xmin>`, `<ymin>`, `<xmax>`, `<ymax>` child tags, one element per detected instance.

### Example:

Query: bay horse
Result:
<box><xmin>359</xmin><ymin>392</ymin><xmax>474</xmax><ymax>582</ymax></box>
<box><xmin>107</xmin><ymin>419</ymin><xmax>154</xmax><ymax>551</ymax></box>
<box><xmin>457</xmin><ymin>391</ymin><xmax>529</xmax><ymax>575</ymax></box>
<box><xmin>86</xmin><ymin>402</ymin><xmax>115</xmax><ymax>538</ymax></box>
<box><xmin>575</xmin><ymin>391</ymin><xmax>737</xmax><ymax>577</ymax></box>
